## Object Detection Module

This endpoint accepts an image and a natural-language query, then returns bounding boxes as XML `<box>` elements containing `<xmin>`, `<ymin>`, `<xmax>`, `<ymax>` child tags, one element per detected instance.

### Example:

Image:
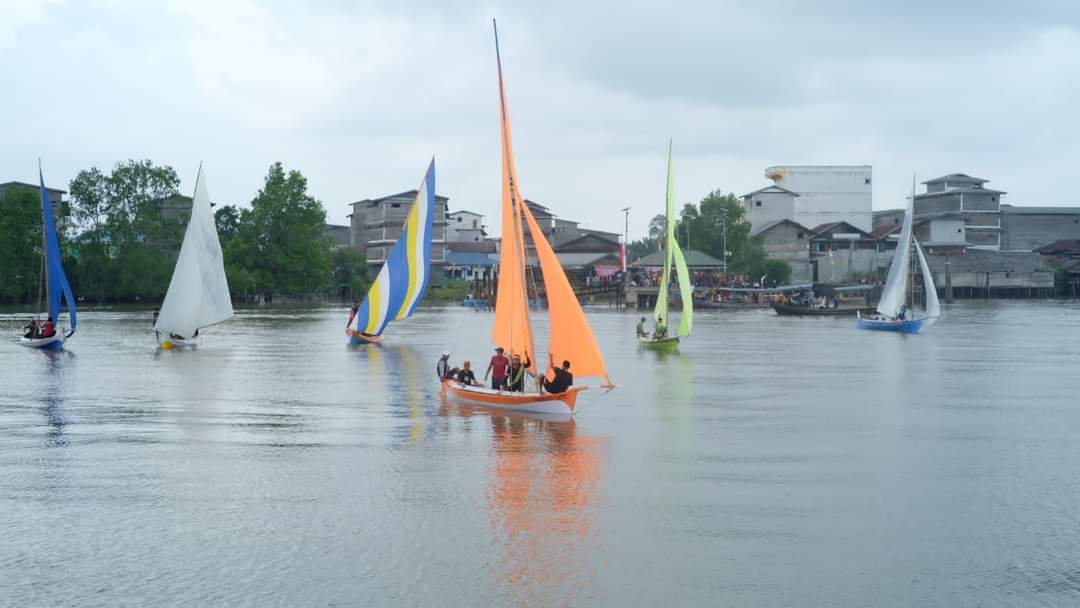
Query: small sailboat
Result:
<box><xmin>638</xmin><ymin>143</ymin><xmax>693</xmax><ymax>351</ymax></box>
<box><xmin>346</xmin><ymin>160</ymin><xmax>437</xmax><ymax>345</ymax></box>
<box><xmin>19</xmin><ymin>164</ymin><xmax>77</xmax><ymax>350</ymax></box>
<box><xmin>857</xmin><ymin>180</ymin><xmax>941</xmax><ymax>334</ymax></box>
<box><xmin>154</xmin><ymin>165</ymin><xmax>233</xmax><ymax>349</ymax></box>
<box><xmin>440</xmin><ymin>21</ymin><xmax>614</xmax><ymax>416</ymax></box>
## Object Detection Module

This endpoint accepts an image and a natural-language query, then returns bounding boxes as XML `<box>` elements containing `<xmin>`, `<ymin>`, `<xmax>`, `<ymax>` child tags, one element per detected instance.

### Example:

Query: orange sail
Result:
<box><xmin>521</xmin><ymin>204</ymin><xmax>612</xmax><ymax>385</ymax></box>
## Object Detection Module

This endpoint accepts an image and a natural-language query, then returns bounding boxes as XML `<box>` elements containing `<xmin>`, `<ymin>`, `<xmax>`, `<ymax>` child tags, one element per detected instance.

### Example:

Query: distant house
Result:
<box><xmin>742</xmin><ymin>185</ymin><xmax>799</xmax><ymax>233</ymax></box>
<box><xmin>324</xmin><ymin>224</ymin><xmax>351</xmax><ymax>249</ymax></box>
<box><xmin>925</xmin><ymin>249</ymin><xmax>1053</xmax><ymax>297</ymax></box>
<box><xmin>809</xmin><ymin>221</ymin><xmax>887</xmax><ymax>283</ymax></box>
<box><xmin>751</xmin><ymin>218</ymin><xmax>813</xmax><ymax>283</ymax></box>
<box><xmin>348</xmin><ymin>189</ymin><xmax>448</xmax><ymax>286</ymax></box>
<box><xmin>447</xmin><ymin>210</ymin><xmax>487</xmax><ymax>243</ymax></box>
<box><xmin>1037</xmin><ymin>239</ymin><xmax>1080</xmax><ymax>297</ymax></box>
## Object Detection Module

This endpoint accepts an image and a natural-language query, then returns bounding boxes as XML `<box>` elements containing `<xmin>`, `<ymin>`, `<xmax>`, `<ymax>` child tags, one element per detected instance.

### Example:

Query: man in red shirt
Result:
<box><xmin>41</xmin><ymin>319</ymin><xmax>56</xmax><ymax>338</ymax></box>
<box><xmin>484</xmin><ymin>346</ymin><xmax>510</xmax><ymax>390</ymax></box>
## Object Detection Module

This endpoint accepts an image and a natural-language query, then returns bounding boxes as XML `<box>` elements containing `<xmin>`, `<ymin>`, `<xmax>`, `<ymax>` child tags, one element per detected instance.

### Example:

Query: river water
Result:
<box><xmin>1</xmin><ymin>301</ymin><xmax>1079</xmax><ymax>606</ymax></box>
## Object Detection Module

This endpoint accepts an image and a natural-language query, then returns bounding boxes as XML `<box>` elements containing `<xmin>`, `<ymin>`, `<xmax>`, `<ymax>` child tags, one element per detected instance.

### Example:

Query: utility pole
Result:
<box><xmin>621</xmin><ymin>206</ymin><xmax>630</xmax><ymax>272</ymax></box>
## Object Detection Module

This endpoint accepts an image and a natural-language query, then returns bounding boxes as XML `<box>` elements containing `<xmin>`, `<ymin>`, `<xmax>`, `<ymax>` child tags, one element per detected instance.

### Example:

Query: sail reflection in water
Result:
<box><xmin>379</xmin><ymin>345</ymin><xmax>436</xmax><ymax>445</ymax></box>
<box><xmin>484</xmin><ymin>413</ymin><xmax>604</xmax><ymax>604</ymax></box>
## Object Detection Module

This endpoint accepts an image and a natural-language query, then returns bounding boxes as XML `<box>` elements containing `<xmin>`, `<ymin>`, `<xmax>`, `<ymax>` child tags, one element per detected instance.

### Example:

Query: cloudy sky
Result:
<box><xmin>3</xmin><ymin>0</ymin><xmax>1079</xmax><ymax>238</ymax></box>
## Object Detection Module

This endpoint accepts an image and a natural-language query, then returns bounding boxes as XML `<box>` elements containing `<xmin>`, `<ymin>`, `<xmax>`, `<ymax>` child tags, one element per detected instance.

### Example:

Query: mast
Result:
<box><xmin>40</xmin><ymin>161</ymin><xmax>51</xmax><ymax>320</ymax></box>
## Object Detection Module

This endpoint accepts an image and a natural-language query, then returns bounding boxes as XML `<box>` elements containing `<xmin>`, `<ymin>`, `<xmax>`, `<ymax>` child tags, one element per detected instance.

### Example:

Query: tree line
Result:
<box><xmin>0</xmin><ymin>159</ymin><xmax>370</xmax><ymax>305</ymax></box>
<box><xmin>626</xmin><ymin>189</ymin><xmax>792</xmax><ymax>286</ymax></box>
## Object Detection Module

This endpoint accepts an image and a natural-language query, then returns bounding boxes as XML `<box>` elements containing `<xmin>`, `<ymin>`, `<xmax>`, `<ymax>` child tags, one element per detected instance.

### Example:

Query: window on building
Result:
<box><xmin>797</xmin><ymin>232</ymin><xmax>804</xmax><ymax>239</ymax></box>
<box><xmin>473</xmin><ymin>220</ymin><xmax>478</xmax><ymax>228</ymax></box>
<box><xmin>865</xmin><ymin>177</ymin><xmax>871</xmax><ymax>184</ymax></box>
<box><xmin>755</xmin><ymin>200</ymin><xmax>762</xmax><ymax>207</ymax></box>
<box><xmin>392</xmin><ymin>203</ymin><xmax>401</xmax><ymax>208</ymax></box>
<box><xmin>457</xmin><ymin>216</ymin><xmax>462</xmax><ymax>222</ymax></box>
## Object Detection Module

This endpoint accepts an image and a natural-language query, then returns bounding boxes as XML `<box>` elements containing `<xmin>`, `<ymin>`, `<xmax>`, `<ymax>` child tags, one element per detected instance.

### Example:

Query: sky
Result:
<box><xmin>3</xmin><ymin>0</ymin><xmax>1080</xmax><ymax>239</ymax></box>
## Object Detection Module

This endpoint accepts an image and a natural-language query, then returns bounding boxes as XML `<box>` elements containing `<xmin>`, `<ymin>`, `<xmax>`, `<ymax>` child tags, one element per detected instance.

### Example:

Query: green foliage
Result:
<box><xmin>223</xmin><ymin>162</ymin><xmax>332</xmax><ymax>298</ymax></box>
<box><xmin>762</xmin><ymin>259</ymin><xmax>792</xmax><ymax>287</ymax></box>
<box><xmin>430</xmin><ymin>278</ymin><xmax>471</xmax><ymax>301</ymax></box>
<box><xmin>66</xmin><ymin>159</ymin><xmax>183</xmax><ymax>302</ymax></box>
<box><xmin>0</xmin><ymin>189</ymin><xmax>44</xmax><ymax>303</ymax></box>
<box><xmin>331</xmin><ymin>247</ymin><xmax>370</xmax><ymax>295</ymax></box>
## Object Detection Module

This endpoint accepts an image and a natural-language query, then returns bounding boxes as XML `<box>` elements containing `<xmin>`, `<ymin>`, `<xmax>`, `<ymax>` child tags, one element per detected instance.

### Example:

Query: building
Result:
<box><xmin>914</xmin><ymin>173</ymin><xmax>1004</xmax><ymax>250</ymax></box>
<box><xmin>751</xmin><ymin>219</ymin><xmax>813</xmax><ymax>282</ymax></box>
<box><xmin>1037</xmin><ymin>239</ymin><xmax>1080</xmax><ymax>297</ymax></box>
<box><xmin>324</xmin><ymin>224</ymin><xmax>351</xmax><ymax>249</ymax></box>
<box><xmin>446</xmin><ymin>210</ymin><xmax>487</xmax><ymax>243</ymax></box>
<box><xmin>762</xmin><ymin>165</ymin><xmax>873</xmax><ymax>231</ymax></box>
<box><xmin>925</xmin><ymin>249</ymin><xmax>1054</xmax><ymax>298</ymax></box>
<box><xmin>0</xmin><ymin>180</ymin><xmax>67</xmax><ymax>222</ymax></box>
<box><xmin>742</xmin><ymin>185</ymin><xmax>799</xmax><ymax>232</ymax></box>
<box><xmin>349</xmin><ymin>189</ymin><xmax>448</xmax><ymax>285</ymax></box>
<box><xmin>809</xmin><ymin>221</ymin><xmax>888</xmax><ymax>283</ymax></box>
<box><xmin>1000</xmin><ymin>205</ymin><xmax>1080</xmax><ymax>251</ymax></box>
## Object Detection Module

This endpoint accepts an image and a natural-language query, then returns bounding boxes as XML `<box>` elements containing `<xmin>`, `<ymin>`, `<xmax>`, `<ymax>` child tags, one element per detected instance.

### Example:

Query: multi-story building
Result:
<box><xmin>348</xmin><ymin>189</ymin><xmax>448</xmax><ymax>285</ymax></box>
<box><xmin>914</xmin><ymin>173</ymin><xmax>1003</xmax><ymax>250</ymax></box>
<box><xmin>761</xmin><ymin>165</ymin><xmax>873</xmax><ymax>231</ymax></box>
<box><xmin>0</xmin><ymin>180</ymin><xmax>67</xmax><ymax>223</ymax></box>
<box><xmin>750</xmin><ymin>219</ymin><xmax>813</xmax><ymax>282</ymax></box>
<box><xmin>742</xmin><ymin>185</ymin><xmax>799</xmax><ymax>232</ymax></box>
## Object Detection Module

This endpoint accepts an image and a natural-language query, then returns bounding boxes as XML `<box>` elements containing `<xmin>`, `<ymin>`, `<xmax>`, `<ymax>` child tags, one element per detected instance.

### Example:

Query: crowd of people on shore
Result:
<box><xmin>436</xmin><ymin>346</ymin><xmax>573</xmax><ymax>395</ymax></box>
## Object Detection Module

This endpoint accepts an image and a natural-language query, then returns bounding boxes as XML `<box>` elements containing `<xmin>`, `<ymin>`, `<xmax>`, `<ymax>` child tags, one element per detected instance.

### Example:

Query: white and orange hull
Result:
<box><xmin>440</xmin><ymin>379</ymin><xmax>581</xmax><ymax>415</ymax></box>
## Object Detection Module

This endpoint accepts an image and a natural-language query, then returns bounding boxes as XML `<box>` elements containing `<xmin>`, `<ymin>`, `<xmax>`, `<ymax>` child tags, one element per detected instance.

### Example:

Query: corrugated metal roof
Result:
<box><xmin>926</xmin><ymin>250</ymin><xmax>1051</xmax><ymax>274</ymax></box>
<box><xmin>634</xmin><ymin>249</ymin><xmax>724</xmax><ymax>267</ymax></box>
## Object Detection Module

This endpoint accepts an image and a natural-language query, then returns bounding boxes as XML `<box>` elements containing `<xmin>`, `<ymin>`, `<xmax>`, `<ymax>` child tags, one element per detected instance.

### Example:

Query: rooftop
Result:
<box><xmin>634</xmin><ymin>248</ymin><xmax>724</xmax><ymax>268</ymax></box>
<box><xmin>741</xmin><ymin>185</ymin><xmax>800</xmax><ymax>199</ymax></box>
<box><xmin>926</xmin><ymin>249</ymin><xmax>1051</xmax><ymax>274</ymax></box>
<box><xmin>1001</xmin><ymin>204</ymin><xmax>1080</xmax><ymax>215</ymax></box>
<box><xmin>1036</xmin><ymin>239</ymin><xmax>1080</xmax><ymax>255</ymax></box>
<box><xmin>916</xmin><ymin>186</ymin><xmax>1005</xmax><ymax>197</ymax></box>
<box><xmin>351</xmin><ymin>189</ymin><xmax>449</xmax><ymax>206</ymax></box>
<box><xmin>0</xmin><ymin>180</ymin><xmax>66</xmax><ymax>195</ymax></box>
<box><xmin>751</xmin><ymin>218</ymin><xmax>812</xmax><ymax>236</ymax></box>
<box><xmin>923</xmin><ymin>173</ymin><xmax>988</xmax><ymax>185</ymax></box>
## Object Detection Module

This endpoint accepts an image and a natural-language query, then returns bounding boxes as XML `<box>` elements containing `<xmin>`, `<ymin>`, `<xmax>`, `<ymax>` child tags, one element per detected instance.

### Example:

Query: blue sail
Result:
<box><xmin>40</xmin><ymin>167</ymin><xmax>77</xmax><ymax>336</ymax></box>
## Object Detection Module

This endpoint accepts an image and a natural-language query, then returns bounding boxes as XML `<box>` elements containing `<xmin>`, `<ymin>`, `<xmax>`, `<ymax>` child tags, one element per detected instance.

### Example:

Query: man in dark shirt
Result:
<box><xmin>538</xmin><ymin>355</ymin><xmax>573</xmax><ymax>395</ymax></box>
<box><xmin>456</xmin><ymin>360</ymin><xmax>479</xmax><ymax>386</ymax></box>
<box><xmin>436</xmin><ymin>352</ymin><xmax>452</xmax><ymax>380</ymax></box>
<box><xmin>485</xmin><ymin>347</ymin><xmax>510</xmax><ymax>390</ymax></box>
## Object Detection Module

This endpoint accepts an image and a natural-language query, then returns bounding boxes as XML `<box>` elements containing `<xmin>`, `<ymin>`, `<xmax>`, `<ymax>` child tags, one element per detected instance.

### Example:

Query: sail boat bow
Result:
<box><xmin>441</xmin><ymin>21</ymin><xmax>614</xmax><ymax>416</ymax></box>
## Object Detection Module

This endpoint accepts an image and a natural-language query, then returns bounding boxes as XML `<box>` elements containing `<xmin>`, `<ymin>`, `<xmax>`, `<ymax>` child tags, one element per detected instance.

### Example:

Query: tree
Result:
<box><xmin>331</xmin><ymin>247</ymin><xmax>370</xmax><ymax>297</ymax></box>
<box><xmin>215</xmin><ymin>205</ymin><xmax>241</xmax><ymax>244</ymax></box>
<box><xmin>673</xmin><ymin>189</ymin><xmax>767</xmax><ymax>275</ymax></box>
<box><xmin>0</xmin><ymin>188</ymin><xmax>44</xmax><ymax>303</ymax></box>
<box><xmin>226</xmin><ymin>162</ymin><xmax>332</xmax><ymax>299</ymax></box>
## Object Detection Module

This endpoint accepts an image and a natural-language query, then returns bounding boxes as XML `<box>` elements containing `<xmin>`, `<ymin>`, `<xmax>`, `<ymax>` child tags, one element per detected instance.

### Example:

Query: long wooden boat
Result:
<box><xmin>346</xmin><ymin>330</ymin><xmax>385</xmax><ymax>345</ymax></box>
<box><xmin>440</xmin><ymin>379</ymin><xmax>582</xmax><ymax>415</ymax></box>
<box><xmin>771</xmin><ymin>302</ymin><xmax>876</xmax><ymax>316</ymax></box>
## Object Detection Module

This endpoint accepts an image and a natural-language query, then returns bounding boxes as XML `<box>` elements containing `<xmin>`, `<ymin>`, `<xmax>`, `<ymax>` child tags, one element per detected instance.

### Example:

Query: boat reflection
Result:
<box><xmin>442</xmin><ymin>403</ymin><xmax>605</xmax><ymax>603</ymax></box>
<box><xmin>40</xmin><ymin>349</ymin><xmax>72</xmax><ymax>447</ymax></box>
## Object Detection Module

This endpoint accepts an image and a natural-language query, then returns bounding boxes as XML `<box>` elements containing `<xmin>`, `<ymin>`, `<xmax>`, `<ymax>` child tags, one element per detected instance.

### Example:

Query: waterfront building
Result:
<box><xmin>751</xmin><ymin>219</ymin><xmax>813</xmax><ymax>283</ymax></box>
<box><xmin>914</xmin><ymin>173</ymin><xmax>1003</xmax><ymax>251</ymax></box>
<box><xmin>808</xmin><ymin>221</ymin><xmax>886</xmax><ymax>283</ymax></box>
<box><xmin>324</xmin><ymin>224</ymin><xmax>351</xmax><ymax>249</ymax></box>
<box><xmin>1000</xmin><ymin>205</ymin><xmax>1080</xmax><ymax>251</ymax></box>
<box><xmin>348</xmin><ymin>189</ymin><xmax>448</xmax><ymax>285</ymax></box>
<box><xmin>742</xmin><ymin>185</ymin><xmax>799</xmax><ymax>232</ymax></box>
<box><xmin>447</xmin><ymin>210</ymin><xmax>486</xmax><ymax>243</ymax></box>
<box><xmin>761</xmin><ymin>165</ymin><xmax>873</xmax><ymax>231</ymax></box>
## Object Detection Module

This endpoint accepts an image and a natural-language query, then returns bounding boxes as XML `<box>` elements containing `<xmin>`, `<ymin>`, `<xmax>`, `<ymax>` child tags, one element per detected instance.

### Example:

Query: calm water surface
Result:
<box><xmin>1</xmin><ymin>301</ymin><xmax>1079</xmax><ymax>606</ymax></box>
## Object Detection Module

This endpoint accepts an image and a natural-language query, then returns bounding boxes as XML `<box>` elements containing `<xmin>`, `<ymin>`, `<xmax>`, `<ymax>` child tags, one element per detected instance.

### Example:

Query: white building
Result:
<box><xmin>446</xmin><ymin>210</ymin><xmax>486</xmax><ymax>243</ymax></box>
<box><xmin>762</xmin><ymin>165</ymin><xmax>873</xmax><ymax>232</ymax></box>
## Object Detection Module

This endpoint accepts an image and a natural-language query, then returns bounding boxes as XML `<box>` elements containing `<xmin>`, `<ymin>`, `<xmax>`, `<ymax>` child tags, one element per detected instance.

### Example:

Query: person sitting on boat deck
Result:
<box><xmin>456</xmin><ymin>360</ymin><xmax>479</xmax><ymax>386</ymax></box>
<box><xmin>636</xmin><ymin>316</ymin><xmax>647</xmax><ymax>338</ymax></box>
<box><xmin>538</xmin><ymin>355</ymin><xmax>573</xmax><ymax>395</ymax></box>
<box><xmin>436</xmin><ymin>352</ymin><xmax>452</xmax><ymax>380</ymax></box>
<box><xmin>484</xmin><ymin>346</ymin><xmax>511</xmax><ymax>390</ymax></box>
<box><xmin>40</xmin><ymin>319</ymin><xmax>56</xmax><ymax>338</ymax></box>
<box><xmin>23</xmin><ymin>319</ymin><xmax>39</xmax><ymax>339</ymax></box>
<box><xmin>506</xmin><ymin>353</ymin><xmax>532</xmax><ymax>392</ymax></box>
<box><xmin>897</xmin><ymin>304</ymin><xmax>907</xmax><ymax>321</ymax></box>
<box><xmin>653</xmin><ymin>316</ymin><xmax>668</xmax><ymax>339</ymax></box>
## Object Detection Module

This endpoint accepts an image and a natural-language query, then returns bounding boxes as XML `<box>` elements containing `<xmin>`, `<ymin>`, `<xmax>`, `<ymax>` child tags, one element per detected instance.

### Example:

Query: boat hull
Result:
<box><xmin>440</xmin><ymin>379</ymin><xmax>580</xmax><ymax>415</ymax></box>
<box><xmin>346</xmin><ymin>329</ymin><xmax>384</xmax><ymax>345</ymax></box>
<box><xmin>638</xmin><ymin>335</ymin><xmax>680</xmax><ymax>351</ymax></box>
<box><xmin>18</xmin><ymin>334</ymin><xmax>64</xmax><ymax>350</ymax></box>
<box><xmin>856</xmin><ymin>317</ymin><xmax>924</xmax><ymax>334</ymax></box>
<box><xmin>772</xmin><ymin>303</ymin><xmax>877</xmax><ymax>317</ymax></box>
<box><xmin>160</xmin><ymin>335</ymin><xmax>199</xmax><ymax>349</ymax></box>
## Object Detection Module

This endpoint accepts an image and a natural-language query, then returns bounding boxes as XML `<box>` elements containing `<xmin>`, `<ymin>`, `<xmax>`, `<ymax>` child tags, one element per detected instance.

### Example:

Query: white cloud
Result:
<box><xmin>0</xmin><ymin>0</ymin><xmax>64</xmax><ymax>48</ymax></box>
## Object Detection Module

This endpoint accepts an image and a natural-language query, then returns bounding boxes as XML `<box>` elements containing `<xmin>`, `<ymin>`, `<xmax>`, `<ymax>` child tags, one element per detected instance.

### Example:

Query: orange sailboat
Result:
<box><xmin>440</xmin><ymin>21</ymin><xmax>614</xmax><ymax>416</ymax></box>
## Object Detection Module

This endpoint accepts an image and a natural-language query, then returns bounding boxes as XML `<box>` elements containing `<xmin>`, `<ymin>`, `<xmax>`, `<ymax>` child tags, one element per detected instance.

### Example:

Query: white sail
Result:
<box><xmin>155</xmin><ymin>165</ymin><xmax>233</xmax><ymax>338</ymax></box>
<box><xmin>914</xmin><ymin>238</ymin><xmax>940</xmax><ymax>325</ymax></box>
<box><xmin>877</xmin><ymin>186</ymin><xmax>915</xmax><ymax>319</ymax></box>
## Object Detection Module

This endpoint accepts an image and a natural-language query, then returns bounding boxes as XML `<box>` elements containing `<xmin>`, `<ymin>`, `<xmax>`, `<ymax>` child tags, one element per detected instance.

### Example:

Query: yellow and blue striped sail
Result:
<box><xmin>349</xmin><ymin>160</ymin><xmax>436</xmax><ymax>337</ymax></box>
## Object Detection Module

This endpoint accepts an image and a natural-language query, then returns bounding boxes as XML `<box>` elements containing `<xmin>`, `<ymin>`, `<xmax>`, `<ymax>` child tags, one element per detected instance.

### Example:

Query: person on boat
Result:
<box><xmin>23</xmin><ymin>319</ymin><xmax>40</xmax><ymax>339</ymax></box>
<box><xmin>347</xmin><ymin>300</ymin><xmax>359</xmax><ymax>327</ymax></box>
<box><xmin>484</xmin><ymin>346</ymin><xmax>510</xmax><ymax>390</ymax></box>
<box><xmin>40</xmin><ymin>319</ymin><xmax>56</xmax><ymax>338</ymax></box>
<box><xmin>653</xmin><ymin>316</ymin><xmax>668</xmax><ymax>340</ymax></box>
<box><xmin>636</xmin><ymin>316</ymin><xmax>647</xmax><ymax>338</ymax></box>
<box><xmin>897</xmin><ymin>304</ymin><xmax>907</xmax><ymax>321</ymax></box>
<box><xmin>456</xmin><ymin>360</ymin><xmax>479</xmax><ymax>386</ymax></box>
<box><xmin>507</xmin><ymin>353</ymin><xmax>532</xmax><ymax>392</ymax></box>
<box><xmin>538</xmin><ymin>355</ymin><xmax>573</xmax><ymax>395</ymax></box>
<box><xmin>436</xmin><ymin>352</ymin><xmax>452</xmax><ymax>380</ymax></box>
<box><xmin>153</xmin><ymin>308</ymin><xmax>160</xmax><ymax>326</ymax></box>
